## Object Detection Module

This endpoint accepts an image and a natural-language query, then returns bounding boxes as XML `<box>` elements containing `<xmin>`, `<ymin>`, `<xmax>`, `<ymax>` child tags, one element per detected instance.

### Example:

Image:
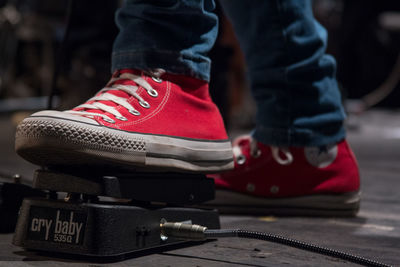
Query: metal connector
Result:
<box><xmin>160</xmin><ymin>222</ymin><xmax>207</xmax><ymax>241</ymax></box>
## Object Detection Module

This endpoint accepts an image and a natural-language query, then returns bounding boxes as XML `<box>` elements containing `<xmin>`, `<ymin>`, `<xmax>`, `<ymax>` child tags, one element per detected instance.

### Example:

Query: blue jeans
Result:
<box><xmin>112</xmin><ymin>0</ymin><xmax>346</xmax><ymax>147</ymax></box>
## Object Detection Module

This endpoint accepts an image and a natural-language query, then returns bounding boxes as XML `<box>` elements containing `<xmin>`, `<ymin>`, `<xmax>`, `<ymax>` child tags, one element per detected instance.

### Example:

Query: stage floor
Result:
<box><xmin>0</xmin><ymin>109</ymin><xmax>398</xmax><ymax>266</ymax></box>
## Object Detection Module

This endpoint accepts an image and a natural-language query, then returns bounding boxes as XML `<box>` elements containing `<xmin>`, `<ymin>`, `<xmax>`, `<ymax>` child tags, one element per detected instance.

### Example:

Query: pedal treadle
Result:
<box><xmin>33</xmin><ymin>169</ymin><xmax>215</xmax><ymax>205</ymax></box>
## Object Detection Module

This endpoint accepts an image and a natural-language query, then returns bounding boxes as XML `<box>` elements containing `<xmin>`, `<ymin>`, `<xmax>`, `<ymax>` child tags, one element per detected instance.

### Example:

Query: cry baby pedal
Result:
<box><xmin>13</xmin><ymin>169</ymin><xmax>220</xmax><ymax>257</ymax></box>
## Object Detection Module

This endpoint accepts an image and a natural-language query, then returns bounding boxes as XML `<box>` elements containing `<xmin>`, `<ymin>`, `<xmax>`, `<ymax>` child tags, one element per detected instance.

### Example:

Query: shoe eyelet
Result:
<box><xmin>148</xmin><ymin>89</ymin><xmax>158</xmax><ymax>97</ymax></box>
<box><xmin>246</xmin><ymin>183</ymin><xmax>255</xmax><ymax>192</ymax></box>
<box><xmin>236</xmin><ymin>154</ymin><xmax>246</xmax><ymax>165</ymax></box>
<box><xmin>252</xmin><ymin>149</ymin><xmax>262</xmax><ymax>158</ymax></box>
<box><xmin>152</xmin><ymin>77</ymin><xmax>162</xmax><ymax>83</ymax></box>
<box><xmin>140</xmin><ymin>100</ymin><xmax>150</xmax><ymax>109</ymax></box>
<box><xmin>116</xmin><ymin>116</ymin><xmax>128</xmax><ymax>121</ymax></box>
<box><xmin>103</xmin><ymin>117</ymin><xmax>115</xmax><ymax>123</ymax></box>
<box><xmin>129</xmin><ymin>109</ymin><xmax>141</xmax><ymax>116</ymax></box>
<box><xmin>270</xmin><ymin>185</ymin><xmax>280</xmax><ymax>194</ymax></box>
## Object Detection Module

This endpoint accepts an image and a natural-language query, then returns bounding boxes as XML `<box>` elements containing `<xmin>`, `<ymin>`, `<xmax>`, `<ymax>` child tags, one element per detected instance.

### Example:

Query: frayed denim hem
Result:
<box><xmin>111</xmin><ymin>50</ymin><xmax>211</xmax><ymax>82</ymax></box>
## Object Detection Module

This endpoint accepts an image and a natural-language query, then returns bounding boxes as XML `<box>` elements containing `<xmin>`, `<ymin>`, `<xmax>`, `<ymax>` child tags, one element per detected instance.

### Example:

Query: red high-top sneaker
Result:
<box><xmin>207</xmin><ymin>136</ymin><xmax>360</xmax><ymax>216</ymax></box>
<box><xmin>15</xmin><ymin>69</ymin><xmax>233</xmax><ymax>173</ymax></box>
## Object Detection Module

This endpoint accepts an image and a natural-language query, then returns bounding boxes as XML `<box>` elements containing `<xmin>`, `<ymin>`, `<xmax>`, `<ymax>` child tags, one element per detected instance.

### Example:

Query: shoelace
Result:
<box><xmin>270</xmin><ymin>146</ymin><xmax>293</xmax><ymax>165</ymax></box>
<box><xmin>233</xmin><ymin>136</ymin><xmax>293</xmax><ymax>166</ymax></box>
<box><xmin>66</xmin><ymin>72</ymin><xmax>160</xmax><ymax>123</ymax></box>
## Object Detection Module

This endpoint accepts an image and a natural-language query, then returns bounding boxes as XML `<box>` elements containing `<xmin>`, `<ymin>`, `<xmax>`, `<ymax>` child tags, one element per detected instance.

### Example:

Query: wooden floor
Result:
<box><xmin>0</xmin><ymin>109</ymin><xmax>399</xmax><ymax>266</ymax></box>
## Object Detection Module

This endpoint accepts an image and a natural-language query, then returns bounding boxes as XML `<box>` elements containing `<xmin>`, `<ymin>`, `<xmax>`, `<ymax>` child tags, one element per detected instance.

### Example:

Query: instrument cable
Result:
<box><xmin>160</xmin><ymin>222</ymin><xmax>392</xmax><ymax>267</ymax></box>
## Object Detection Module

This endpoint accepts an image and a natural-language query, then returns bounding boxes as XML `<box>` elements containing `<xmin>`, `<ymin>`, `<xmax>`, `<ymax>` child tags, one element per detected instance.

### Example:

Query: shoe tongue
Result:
<box><xmin>120</xmin><ymin>69</ymin><xmax>141</xmax><ymax>76</ymax></box>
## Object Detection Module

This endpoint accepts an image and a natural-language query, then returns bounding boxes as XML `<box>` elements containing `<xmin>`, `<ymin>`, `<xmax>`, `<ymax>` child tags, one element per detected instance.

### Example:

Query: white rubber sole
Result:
<box><xmin>201</xmin><ymin>190</ymin><xmax>361</xmax><ymax>217</ymax></box>
<box><xmin>15</xmin><ymin>115</ymin><xmax>234</xmax><ymax>173</ymax></box>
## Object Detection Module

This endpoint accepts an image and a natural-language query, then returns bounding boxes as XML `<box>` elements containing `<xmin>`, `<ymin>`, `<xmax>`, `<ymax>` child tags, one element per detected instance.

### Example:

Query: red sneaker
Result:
<box><xmin>15</xmin><ymin>69</ymin><xmax>233</xmax><ymax>173</ymax></box>
<box><xmin>207</xmin><ymin>136</ymin><xmax>360</xmax><ymax>216</ymax></box>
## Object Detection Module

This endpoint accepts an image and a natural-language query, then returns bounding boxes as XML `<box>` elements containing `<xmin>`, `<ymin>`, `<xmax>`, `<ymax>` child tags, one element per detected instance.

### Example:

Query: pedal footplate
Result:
<box><xmin>33</xmin><ymin>169</ymin><xmax>215</xmax><ymax>205</ymax></box>
<box><xmin>13</xmin><ymin>197</ymin><xmax>220</xmax><ymax>257</ymax></box>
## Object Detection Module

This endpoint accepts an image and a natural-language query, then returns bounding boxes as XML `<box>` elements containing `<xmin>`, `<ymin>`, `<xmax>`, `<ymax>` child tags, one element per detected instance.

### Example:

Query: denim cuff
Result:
<box><xmin>252</xmin><ymin>125</ymin><xmax>346</xmax><ymax>147</ymax></box>
<box><xmin>111</xmin><ymin>50</ymin><xmax>211</xmax><ymax>82</ymax></box>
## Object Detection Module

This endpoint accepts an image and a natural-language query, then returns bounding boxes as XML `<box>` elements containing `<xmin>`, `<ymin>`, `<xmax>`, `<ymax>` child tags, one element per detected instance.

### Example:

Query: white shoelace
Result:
<box><xmin>66</xmin><ymin>72</ymin><xmax>159</xmax><ymax>123</ymax></box>
<box><xmin>270</xmin><ymin>146</ymin><xmax>293</xmax><ymax>165</ymax></box>
<box><xmin>233</xmin><ymin>136</ymin><xmax>293</xmax><ymax>165</ymax></box>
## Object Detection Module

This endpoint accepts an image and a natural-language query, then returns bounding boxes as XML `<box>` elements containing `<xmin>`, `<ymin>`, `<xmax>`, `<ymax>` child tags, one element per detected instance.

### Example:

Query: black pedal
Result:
<box><xmin>32</xmin><ymin>169</ymin><xmax>215</xmax><ymax>205</ymax></box>
<box><xmin>13</xmin><ymin>169</ymin><xmax>220</xmax><ymax>257</ymax></box>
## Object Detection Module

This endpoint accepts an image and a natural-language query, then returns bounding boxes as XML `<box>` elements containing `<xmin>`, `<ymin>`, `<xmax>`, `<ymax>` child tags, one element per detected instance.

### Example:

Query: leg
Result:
<box><xmin>15</xmin><ymin>0</ymin><xmax>234</xmax><ymax>173</ymax></box>
<box><xmin>220</xmin><ymin>0</ymin><xmax>344</xmax><ymax>146</ymax></box>
<box><xmin>112</xmin><ymin>0</ymin><xmax>218</xmax><ymax>82</ymax></box>
<box><xmin>211</xmin><ymin>0</ymin><xmax>360</xmax><ymax>216</ymax></box>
